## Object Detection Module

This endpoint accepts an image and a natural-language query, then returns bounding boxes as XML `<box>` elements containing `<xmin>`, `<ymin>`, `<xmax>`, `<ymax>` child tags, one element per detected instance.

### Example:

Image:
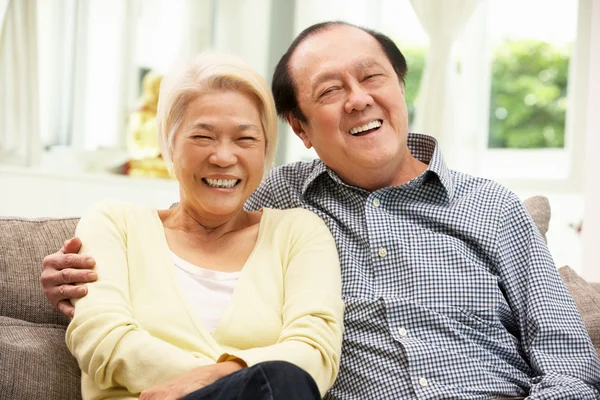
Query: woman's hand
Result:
<box><xmin>139</xmin><ymin>361</ymin><xmax>244</xmax><ymax>400</ymax></box>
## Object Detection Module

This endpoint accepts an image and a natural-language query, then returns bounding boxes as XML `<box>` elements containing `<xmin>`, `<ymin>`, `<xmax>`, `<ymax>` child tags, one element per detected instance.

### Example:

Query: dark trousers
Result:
<box><xmin>181</xmin><ymin>360</ymin><xmax>321</xmax><ymax>400</ymax></box>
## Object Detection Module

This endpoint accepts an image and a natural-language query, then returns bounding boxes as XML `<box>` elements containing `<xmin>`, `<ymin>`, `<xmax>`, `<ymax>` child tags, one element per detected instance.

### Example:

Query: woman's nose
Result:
<box><xmin>208</xmin><ymin>143</ymin><xmax>237</xmax><ymax>167</ymax></box>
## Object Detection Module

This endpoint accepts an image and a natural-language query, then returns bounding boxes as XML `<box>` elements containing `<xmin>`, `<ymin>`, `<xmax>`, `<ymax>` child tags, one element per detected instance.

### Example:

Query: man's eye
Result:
<box><xmin>365</xmin><ymin>74</ymin><xmax>381</xmax><ymax>80</ymax></box>
<box><xmin>321</xmin><ymin>87</ymin><xmax>338</xmax><ymax>97</ymax></box>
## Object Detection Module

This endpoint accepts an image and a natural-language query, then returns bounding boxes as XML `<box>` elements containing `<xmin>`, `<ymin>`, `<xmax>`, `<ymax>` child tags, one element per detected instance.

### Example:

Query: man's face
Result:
<box><xmin>287</xmin><ymin>25</ymin><xmax>410</xmax><ymax>189</ymax></box>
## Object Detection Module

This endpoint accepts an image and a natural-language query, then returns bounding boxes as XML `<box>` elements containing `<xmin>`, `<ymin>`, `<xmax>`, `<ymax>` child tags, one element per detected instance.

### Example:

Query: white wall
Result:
<box><xmin>581</xmin><ymin>0</ymin><xmax>600</xmax><ymax>282</ymax></box>
<box><xmin>0</xmin><ymin>167</ymin><xmax>179</xmax><ymax>218</ymax></box>
<box><xmin>213</xmin><ymin>0</ymin><xmax>272</xmax><ymax>78</ymax></box>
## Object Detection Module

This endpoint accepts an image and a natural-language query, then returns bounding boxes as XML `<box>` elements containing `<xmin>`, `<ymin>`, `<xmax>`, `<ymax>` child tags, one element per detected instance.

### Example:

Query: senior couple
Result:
<box><xmin>41</xmin><ymin>21</ymin><xmax>600</xmax><ymax>400</ymax></box>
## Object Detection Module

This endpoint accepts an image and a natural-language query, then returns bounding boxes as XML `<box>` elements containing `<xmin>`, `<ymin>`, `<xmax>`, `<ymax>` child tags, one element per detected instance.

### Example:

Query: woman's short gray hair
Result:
<box><xmin>156</xmin><ymin>52</ymin><xmax>278</xmax><ymax>176</ymax></box>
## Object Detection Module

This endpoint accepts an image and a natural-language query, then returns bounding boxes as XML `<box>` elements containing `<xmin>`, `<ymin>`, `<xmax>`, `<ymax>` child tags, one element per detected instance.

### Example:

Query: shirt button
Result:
<box><xmin>418</xmin><ymin>377</ymin><xmax>428</xmax><ymax>387</ymax></box>
<box><xmin>372</xmin><ymin>198</ymin><xmax>380</xmax><ymax>207</ymax></box>
<box><xmin>378</xmin><ymin>247</ymin><xmax>387</xmax><ymax>257</ymax></box>
<box><xmin>398</xmin><ymin>327</ymin><xmax>407</xmax><ymax>337</ymax></box>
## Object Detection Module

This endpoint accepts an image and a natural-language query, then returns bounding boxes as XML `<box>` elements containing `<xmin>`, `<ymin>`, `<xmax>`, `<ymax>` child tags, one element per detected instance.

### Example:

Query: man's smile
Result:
<box><xmin>348</xmin><ymin>119</ymin><xmax>382</xmax><ymax>136</ymax></box>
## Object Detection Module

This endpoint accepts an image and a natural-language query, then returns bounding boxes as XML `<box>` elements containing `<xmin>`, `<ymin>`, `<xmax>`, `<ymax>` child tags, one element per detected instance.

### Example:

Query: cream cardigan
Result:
<box><xmin>66</xmin><ymin>201</ymin><xmax>343</xmax><ymax>399</ymax></box>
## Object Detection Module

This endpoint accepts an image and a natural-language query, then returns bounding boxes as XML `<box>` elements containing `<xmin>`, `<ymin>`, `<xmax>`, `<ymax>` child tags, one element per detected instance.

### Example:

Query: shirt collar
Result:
<box><xmin>301</xmin><ymin>159</ymin><xmax>330</xmax><ymax>195</ymax></box>
<box><xmin>408</xmin><ymin>133</ymin><xmax>455</xmax><ymax>201</ymax></box>
<box><xmin>300</xmin><ymin>133</ymin><xmax>455</xmax><ymax>201</ymax></box>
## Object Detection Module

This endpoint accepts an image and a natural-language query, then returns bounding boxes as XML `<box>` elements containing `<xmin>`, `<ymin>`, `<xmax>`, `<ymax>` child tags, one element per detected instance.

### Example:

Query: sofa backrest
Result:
<box><xmin>0</xmin><ymin>217</ymin><xmax>81</xmax><ymax>399</ymax></box>
<box><xmin>0</xmin><ymin>217</ymin><xmax>78</xmax><ymax>326</ymax></box>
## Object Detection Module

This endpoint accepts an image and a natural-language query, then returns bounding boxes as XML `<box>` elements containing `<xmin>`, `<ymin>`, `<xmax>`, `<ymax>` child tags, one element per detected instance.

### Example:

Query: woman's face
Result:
<box><xmin>171</xmin><ymin>89</ymin><xmax>266</xmax><ymax>219</ymax></box>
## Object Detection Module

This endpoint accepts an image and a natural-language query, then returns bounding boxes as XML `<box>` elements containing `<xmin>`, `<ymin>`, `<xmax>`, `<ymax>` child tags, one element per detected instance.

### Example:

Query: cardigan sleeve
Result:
<box><xmin>218</xmin><ymin>209</ymin><xmax>344</xmax><ymax>396</ymax></box>
<box><xmin>66</xmin><ymin>201</ymin><xmax>213</xmax><ymax>394</ymax></box>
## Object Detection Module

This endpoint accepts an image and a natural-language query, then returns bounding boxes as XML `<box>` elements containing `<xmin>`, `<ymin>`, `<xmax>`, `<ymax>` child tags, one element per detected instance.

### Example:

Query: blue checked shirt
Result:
<box><xmin>245</xmin><ymin>133</ymin><xmax>600</xmax><ymax>399</ymax></box>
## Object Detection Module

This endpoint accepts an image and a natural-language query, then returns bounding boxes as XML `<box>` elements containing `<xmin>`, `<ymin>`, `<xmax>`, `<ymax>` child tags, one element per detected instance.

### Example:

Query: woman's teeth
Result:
<box><xmin>203</xmin><ymin>178</ymin><xmax>239</xmax><ymax>188</ymax></box>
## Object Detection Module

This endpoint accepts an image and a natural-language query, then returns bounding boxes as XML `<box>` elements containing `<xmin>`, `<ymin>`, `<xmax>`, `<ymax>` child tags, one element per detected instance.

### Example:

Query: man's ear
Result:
<box><xmin>285</xmin><ymin>114</ymin><xmax>312</xmax><ymax>149</ymax></box>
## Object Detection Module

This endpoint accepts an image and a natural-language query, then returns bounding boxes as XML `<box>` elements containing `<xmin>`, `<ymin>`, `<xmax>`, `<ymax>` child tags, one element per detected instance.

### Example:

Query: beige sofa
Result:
<box><xmin>0</xmin><ymin>198</ymin><xmax>599</xmax><ymax>399</ymax></box>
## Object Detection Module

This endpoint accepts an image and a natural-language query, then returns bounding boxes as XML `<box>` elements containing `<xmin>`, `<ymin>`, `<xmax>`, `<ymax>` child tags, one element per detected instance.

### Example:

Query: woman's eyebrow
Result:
<box><xmin>190</xmin><ymin>122</ymin><xmax>216</xmax><ymax>131</ymax></box>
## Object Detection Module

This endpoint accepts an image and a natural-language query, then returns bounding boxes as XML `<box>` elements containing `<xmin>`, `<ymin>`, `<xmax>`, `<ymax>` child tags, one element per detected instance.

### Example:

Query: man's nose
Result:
<box><xmin>344</xmin><ymin>83</ymin><xmax>373</xmax><ymax>113</ymax></box>
<box><xmin>208</xmin><ymin>142</ymin><xmax>237</xmax><ymax>167</ymax></box>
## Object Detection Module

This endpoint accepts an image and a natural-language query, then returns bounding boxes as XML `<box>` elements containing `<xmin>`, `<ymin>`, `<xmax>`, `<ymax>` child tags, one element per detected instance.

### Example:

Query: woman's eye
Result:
<box><xmin>193</xmin><ymin>135</ymin><xmax>211</xmax><ymax>140</ymax></box>
<box><xmin>238</xmin><ymin>136</ymin><xmax>256</xmax><ymax>141</ymax></box>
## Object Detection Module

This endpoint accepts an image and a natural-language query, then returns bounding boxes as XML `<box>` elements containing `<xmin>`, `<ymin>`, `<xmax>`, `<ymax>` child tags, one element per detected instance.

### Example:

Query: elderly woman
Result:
<box><xmin>65</xmin><ymin>52</ymin><xmax>343</xmax><ymax>400</ymax></box>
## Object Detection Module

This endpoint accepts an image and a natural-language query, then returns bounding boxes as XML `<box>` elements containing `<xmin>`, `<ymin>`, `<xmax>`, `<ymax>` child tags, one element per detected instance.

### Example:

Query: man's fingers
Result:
<box><xmin>61</xmin><ymin>237</ymin><xmax>83</xmax><ymax>255</ymax></box>
<box><xmin>56</xmin><ymin>300</ymin><xmax>75</xmax><ymax>319</ymax></box>
<box><xmin>45</xmin><ymin>283</ymin><xmax>88</xmax><ymax>305</ymax></box>
<box><xmin>56</xmin><ymin>283</ymin><xmax>88</xmax><ymax>299</ymax></box>
<box><xmin>43</xmin><ymin>252</ymin><xmax>95</xmax><ymax>271</ymax></box>
<box><xmin>42</xmin><ymin>268</ymin><xmax>97</xmax><ymax>287</ymax></box>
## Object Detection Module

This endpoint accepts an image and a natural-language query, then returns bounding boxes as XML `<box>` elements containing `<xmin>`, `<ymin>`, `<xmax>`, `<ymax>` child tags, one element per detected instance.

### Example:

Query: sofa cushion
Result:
<box><xmin>0</xmin><ymin>316</ymin><xmax>81</xmax><ymax>399</ymax></box>
<box><xmin>558</xmin><ymin>266</ymin><xmax>600</xmax><ymax>356</ymax></box>
<box><xmin>0</xmin><ymin>217</ymin><xmax>78</xmax><ymax>326</ymax></box>
<box><xmin>523</xmin><ymin>196</ymin><xmax>550</xmax><ymax>242</ymax></box>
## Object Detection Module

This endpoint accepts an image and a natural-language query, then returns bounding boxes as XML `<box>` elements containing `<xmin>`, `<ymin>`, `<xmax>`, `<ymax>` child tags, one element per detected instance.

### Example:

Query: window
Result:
<box><xmin>6</xmin><ymin>0</ymin><xmax>215</xmax><ymax>171</ymax></box>
<box><xmin>479</xmin><ymin>0</ymin><xmax>584</xmax><ymax>186</ymax></box>
<box><xmin>488</xmin><ymin>0</ymin><xmax>576</xmax><ymax>150</ymax></box>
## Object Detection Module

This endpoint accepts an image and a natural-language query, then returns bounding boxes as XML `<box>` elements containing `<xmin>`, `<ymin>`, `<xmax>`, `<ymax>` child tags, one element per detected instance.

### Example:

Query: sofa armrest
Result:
<box><xmin>558</xmin><ymin>266</ymin><xmax>600</xmax><ymax>356</ymax></box>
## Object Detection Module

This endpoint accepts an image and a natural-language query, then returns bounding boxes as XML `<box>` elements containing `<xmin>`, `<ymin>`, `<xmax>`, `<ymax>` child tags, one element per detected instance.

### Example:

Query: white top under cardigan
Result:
<box><xmin>172</xmin><ymin>252</ymin><xmax>240</xmax><ymax>333</ymax></box>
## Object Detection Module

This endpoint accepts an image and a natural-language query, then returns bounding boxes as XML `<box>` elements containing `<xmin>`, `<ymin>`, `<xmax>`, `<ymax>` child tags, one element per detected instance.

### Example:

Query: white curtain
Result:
<box><xmin>578</xmin><ymin>0</ymin><xmax>599</xmax><ymax>281</ymax></box>
<box><xmin>409</xmin><ymin>0</ymin><xmax>479</xmax><ymax>166</ymax></box>
<box><xmin>180</xmin><ymin>0</ymin><xmax>213</xmax><ymax>60</ymax></box>
<box><xmin>0</xmin><ymin>0</ymin><xmax>40</xmax><ymax>166</ymax></box>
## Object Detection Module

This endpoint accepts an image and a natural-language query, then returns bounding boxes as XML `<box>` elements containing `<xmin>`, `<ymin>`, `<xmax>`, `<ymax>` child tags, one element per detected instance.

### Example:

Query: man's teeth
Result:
<box><xmin>349</xmin><ymin>120</ymin><xmax>382</xmax><ymax>135</ymax></box>
<box><xmin>204</xmin><ymin>178</ymin><xmax>238</xmax><ymax>188</ymax></box>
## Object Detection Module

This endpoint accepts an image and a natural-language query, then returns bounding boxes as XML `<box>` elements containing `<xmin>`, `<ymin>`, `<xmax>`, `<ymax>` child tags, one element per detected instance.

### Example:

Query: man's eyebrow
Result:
<box><xmin>312</xmin><ymin>73</ymin><xmax>340</xmax><ymax>90</ymax></box>
<box><xmin>357</xmin><ymin>58</ymin><xmax>381</xmax><ymax>70</ymax></box>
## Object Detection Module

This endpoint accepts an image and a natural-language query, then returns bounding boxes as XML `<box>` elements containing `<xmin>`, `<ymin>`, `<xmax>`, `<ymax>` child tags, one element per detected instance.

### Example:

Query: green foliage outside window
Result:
<box><xmin>400</xmin><ymin>40</ymin><xmax>570</xmax><ymax>149</ymax></box>
<box><xmin>402</xmin><ymin>47</ymin><xmax>427</xmax><ymax>126</ymax></box>
<box><xmin>489</xmin><ymin>40</ymin><xmax>569</xmax><ymax>148</ymax></box>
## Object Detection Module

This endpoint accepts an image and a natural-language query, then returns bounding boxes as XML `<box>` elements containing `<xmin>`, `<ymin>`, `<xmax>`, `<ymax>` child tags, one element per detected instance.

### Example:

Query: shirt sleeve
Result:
<box><xmin>495</xmin><ymin>194</ymin><xmax>600</xmax><ymax>399</ymax></box>
<box><xmin>245</xmin><ymin>179</ymin><xmax>277</xmax><ymax>211</ymax></box>
<box><xmin>218</xmin><ymin>210</ymin><xmax>344</xmax><ymax>396</ymax></box>
<box><xmin>66</xmin><ymin>201</ymin><xmax>214</xmax><ymax>394</ymax></box>
<box><xmin>245</xmin><ymin>164</ymin><xmax>309</xmax><ymax>212</ymax></box>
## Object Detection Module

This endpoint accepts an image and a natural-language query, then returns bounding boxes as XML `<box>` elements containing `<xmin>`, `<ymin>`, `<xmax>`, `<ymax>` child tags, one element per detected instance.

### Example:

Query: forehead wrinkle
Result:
<box><xmin>311</xmin><ymin>57</ymin><xmax>383</xmax><ymax>88</ymax></box>
<box><xmin>311</xmin><ymin>72</ymin><xmax>341</xmax><ymax>90</ymax></box>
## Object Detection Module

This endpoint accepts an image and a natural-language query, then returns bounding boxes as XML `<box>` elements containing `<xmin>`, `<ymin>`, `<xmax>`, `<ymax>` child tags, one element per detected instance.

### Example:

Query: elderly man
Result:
<box><xmin>42</xmin><ymin>21</ymin><xmax>600</xmax><ymax>399</ymax></box>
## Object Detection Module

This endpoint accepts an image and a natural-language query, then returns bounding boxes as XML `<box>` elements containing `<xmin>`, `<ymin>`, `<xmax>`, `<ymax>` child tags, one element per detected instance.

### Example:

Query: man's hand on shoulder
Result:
<box><xmin>40</xmin><ymin>237</ymin><xmax>97</xmax><ymax>318</ymax></box>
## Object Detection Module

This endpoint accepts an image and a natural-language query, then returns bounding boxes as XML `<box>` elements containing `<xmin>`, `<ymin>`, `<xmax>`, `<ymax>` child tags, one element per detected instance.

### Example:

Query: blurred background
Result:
<box><xmin>1</xmin><ymin>0</ymin><xmax>599</xmax><ymax>280</ymax></box>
